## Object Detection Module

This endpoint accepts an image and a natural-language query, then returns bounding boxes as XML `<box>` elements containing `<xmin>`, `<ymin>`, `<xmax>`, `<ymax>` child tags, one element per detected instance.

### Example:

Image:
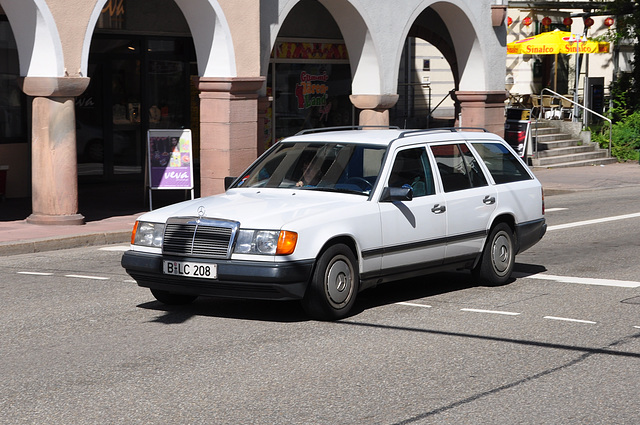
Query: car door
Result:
<box><xmin>378</xmin><ymin>145</ymin><xmax>447</xmax><ymax>278</ymax></box>
<box><xmin>430</xmin><ymin>142</ymin><xmax>497</xmax><ymax>262</ymax></box>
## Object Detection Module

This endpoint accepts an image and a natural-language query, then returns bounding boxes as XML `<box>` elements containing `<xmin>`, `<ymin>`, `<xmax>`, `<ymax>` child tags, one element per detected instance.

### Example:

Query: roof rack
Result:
<box><xmin>295</xmin><ymin>125</ymin><xmax>400</xmax><ymax>135</ymax></box>
<box><xmin>398</xmin><ymin>127</ymin><xmax>488</xmax><ymax>138</ymax></box>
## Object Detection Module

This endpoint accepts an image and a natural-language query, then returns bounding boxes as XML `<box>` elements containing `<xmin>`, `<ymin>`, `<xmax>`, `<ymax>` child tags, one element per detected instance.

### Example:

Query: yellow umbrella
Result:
<box><xmin>507</xmin><ymin>29</ymin><xmax>610</xmax><ymax>91</ymax></box>
<box><xmin>507</xmin><ymin>29</ymin><xmax>610</xmax><ymax>55</ymax></box>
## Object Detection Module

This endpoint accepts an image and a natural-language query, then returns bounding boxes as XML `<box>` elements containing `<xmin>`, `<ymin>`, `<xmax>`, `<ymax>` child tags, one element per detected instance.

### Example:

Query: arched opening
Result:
<box><xmin>264</xmin><ymin>0</ymin><xmax>354</xmax><ymax>149</ymax></box>
<box><xmin>392</xmin><ymin>7</ymin><xmax>460</xmax><ymax>129</ymax></box>
<box><xmin>77</xmin><ymin>0</ymin><xmax>198</xmax><ymax>193</ymax></box>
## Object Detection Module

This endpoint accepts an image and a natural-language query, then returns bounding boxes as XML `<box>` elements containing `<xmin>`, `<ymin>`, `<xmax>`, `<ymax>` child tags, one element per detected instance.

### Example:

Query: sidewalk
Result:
<box><xmin>1</xmin><ymin>162</ymin><xmax>639</xmax><ymax>256</ymax></box>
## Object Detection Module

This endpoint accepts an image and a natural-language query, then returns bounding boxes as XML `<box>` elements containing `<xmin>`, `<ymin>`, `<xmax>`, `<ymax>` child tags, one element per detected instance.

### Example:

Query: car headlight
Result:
<box><xmin>132</xmin><ymin>221</ymin><xmax>165</xmax><ymax>248</ymax></box>
<box><xmin>234</xmin><ymin>229</ymin><xmax>298</xmax><ymax>255</ymax></box>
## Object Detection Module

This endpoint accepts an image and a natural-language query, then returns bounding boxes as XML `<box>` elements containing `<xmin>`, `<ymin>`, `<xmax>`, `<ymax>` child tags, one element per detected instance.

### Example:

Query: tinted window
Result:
<box><xmin>431</xmin><ymin>143</ymin><xmax>488</xmax><ymax>192</ymax></box>
<box><xmin>471</xmin><ymin>142</ymin><xmax>532</xmax><ymax>184</ymax></box>
<box><xmin>387</xmin><ymin>147</ymin><xmax>435</xmax><ymax>197</ymax></box>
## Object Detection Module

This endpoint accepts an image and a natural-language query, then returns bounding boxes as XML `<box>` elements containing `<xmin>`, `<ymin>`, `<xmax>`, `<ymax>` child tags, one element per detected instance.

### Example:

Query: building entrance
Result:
<box><xmin>76</xmin><ymin>35</ymin><xmax>196</xmax><ymax>182</ymax></box>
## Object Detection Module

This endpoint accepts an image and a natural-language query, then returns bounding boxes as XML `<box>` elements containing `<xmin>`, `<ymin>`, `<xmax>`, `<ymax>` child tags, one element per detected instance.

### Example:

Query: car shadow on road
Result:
<box><xmin>137</xmin><ymin>263</ymin><xmax>549</xmax><ymax>323</ymax></box>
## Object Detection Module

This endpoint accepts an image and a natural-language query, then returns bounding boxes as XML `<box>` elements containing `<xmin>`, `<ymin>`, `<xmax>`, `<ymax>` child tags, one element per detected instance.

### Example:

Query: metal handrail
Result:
<box><xmin>540</xmin><ymin>88</ymin><xmax>612</xmax><ymax>157</ymax></box>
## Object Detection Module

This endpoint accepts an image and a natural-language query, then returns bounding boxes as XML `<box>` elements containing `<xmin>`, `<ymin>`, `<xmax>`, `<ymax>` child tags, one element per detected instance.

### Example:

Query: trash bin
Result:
<box><xmin>504</xmin><ymin>108</ymin><xmax>532</xmax><ymax>161</ymax></box>
<box><xmin>0</xmin><ymin>165</ymin><xmax>8</xmax><ymax>200</ymax></box>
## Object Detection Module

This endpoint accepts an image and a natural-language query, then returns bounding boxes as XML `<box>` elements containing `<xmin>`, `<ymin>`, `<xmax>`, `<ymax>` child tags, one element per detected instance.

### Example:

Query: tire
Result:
<box><xmin>150</xmin><ymin>289</ymin><xmax>197</xmax><ymax>305</ymax></box>
<box><xmin>472</xmin><ymin>222</ymin><xmax>515</xmax><ymax>286</ymax></box>
<box><xmin>302</xmin><ymin>244</ymin><xmax>359</xmax><ymax>320</ymax></box>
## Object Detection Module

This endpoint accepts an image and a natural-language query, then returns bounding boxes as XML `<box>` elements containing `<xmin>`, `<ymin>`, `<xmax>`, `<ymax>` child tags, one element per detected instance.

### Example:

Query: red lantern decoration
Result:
<box><xmin>604</xmin><ymin>17</ymin><xmax>614</xmax><ymax>27</ymax></box>
<box><xmin>563</xmin><ymin>17</ymin><xmax>573</xmax><ymax>26</ymax></box>
<box><xmin>541</xmin><ymin>16</ymin><xmax>552</xmax><ymax>27</ymax></box>
<box><xmin>507</xmin><ymin>16</ymin><xmax>513</xmax><ymax>26</ymax></box>
<box><xmin>584</xmin><ymin>17</ymin><xmax>595</xmax><ymax>27</ymax></box>
<box><xmin>522</xmin><ymin>16</ymin><xmax>532</xmax><ymax>26</ymax></box>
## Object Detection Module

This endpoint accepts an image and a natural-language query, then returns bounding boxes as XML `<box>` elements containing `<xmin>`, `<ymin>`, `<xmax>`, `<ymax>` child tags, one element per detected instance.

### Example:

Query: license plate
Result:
<box><xmin>163</xmin><ymin>260</ymin><xmax>217</xmax><ymax>279</ymax></box>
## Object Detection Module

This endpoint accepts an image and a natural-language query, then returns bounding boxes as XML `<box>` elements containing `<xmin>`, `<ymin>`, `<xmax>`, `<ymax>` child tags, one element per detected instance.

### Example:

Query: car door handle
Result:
<box><xmin>483</xmin><ymin>195</ymin><xmax>496</xmax><ymax>205</ymax></box>
<box><xmin>431</xmin><ymin>204</ymin><xmax>446</xmax><ymax>214</ymax></box>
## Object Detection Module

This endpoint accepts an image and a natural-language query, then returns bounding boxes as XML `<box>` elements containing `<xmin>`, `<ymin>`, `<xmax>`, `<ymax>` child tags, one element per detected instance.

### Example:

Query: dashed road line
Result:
<box><xmin>17</xmin><ymin>271</ymin><xmax>53</xmax><ymax>276</ymax></box>
<box><xmin>545</xmin><ymin>208</ymin><xmax>568</xmax><ymax>212</ymax></box>
<box><xmin>396</xmin><ymin>302</ymin><xmax>432</xmax><ymax>308</ymax></box>
<box><xmin>64</xmin><ymin>274</ymin><xmax>110</xmax><ymax>280</ymax></box>
<box><xmin>543</xmin><ymin>316</ymin><xmax>597</xmax><ymax>324</ymax></box>
<box><xmin>99</xmin><ymin>245</ymin><xmax>130</xmax><ymax>252</ymax></box>
<box><xmin>461</xmin><ymin>308</ymin><xmax>520</xmax><ymax>316</ymax></box>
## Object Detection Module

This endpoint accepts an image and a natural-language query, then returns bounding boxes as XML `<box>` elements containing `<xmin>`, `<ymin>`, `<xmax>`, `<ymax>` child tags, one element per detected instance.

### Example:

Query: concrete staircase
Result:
<box><xmin>530</xmin><ymin>120</ymin><xmax>616</xmax><ymax>168</ymax></box>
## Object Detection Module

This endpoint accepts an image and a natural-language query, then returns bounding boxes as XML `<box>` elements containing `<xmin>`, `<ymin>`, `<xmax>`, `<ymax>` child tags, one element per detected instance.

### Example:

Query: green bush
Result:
<box><xmin>591</xmin><ymin>111</ymin><xmax>640</xmax><ymax>161</ymax></box>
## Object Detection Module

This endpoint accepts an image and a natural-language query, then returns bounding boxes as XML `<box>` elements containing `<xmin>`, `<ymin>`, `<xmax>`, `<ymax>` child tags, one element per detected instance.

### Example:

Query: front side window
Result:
<box><xmin>387</xmin><ymin>147</ymin><xmax>434</xmax><ymax>197</ymax></box>
<box><xmin>233</xmin><ymin>142</ymin><xmax>387</xmax><ymax>196</ymax></box>
<box><xmin>471</xmin><ymin>142</ymin><xmax>532</xmax><ymax>184</ymax></box>
<box><xmin>431</xmin><ymin>143</ymin><xmax>488</xmax><ymax>192</ymax></box>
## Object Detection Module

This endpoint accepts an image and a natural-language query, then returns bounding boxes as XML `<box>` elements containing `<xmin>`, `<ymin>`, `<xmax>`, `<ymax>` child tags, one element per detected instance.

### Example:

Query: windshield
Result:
<box><xmin>233</xmin><ymin>142</ymin><xmax>387</xmax><ymax>195</ymax></box>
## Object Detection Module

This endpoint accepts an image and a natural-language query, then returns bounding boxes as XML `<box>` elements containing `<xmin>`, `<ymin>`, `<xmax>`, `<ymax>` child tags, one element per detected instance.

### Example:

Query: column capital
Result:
<box><xmin>349</xmin><ymin>94</ymin><xmax>399</xmax><ymax>111</ymax></box>
<box><xmin>18</xmin><ymin>76</ymin><xmax>90</xmax><ymax>97</ymax></box>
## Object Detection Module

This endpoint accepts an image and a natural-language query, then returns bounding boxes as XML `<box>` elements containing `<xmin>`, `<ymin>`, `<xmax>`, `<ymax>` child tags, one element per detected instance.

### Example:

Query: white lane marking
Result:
<box><xmin>547</xmin><ymin>212</ymin><xmax>640</xmax><ymax>231</ymax></box>
<box><xmin>396</xmin><ymin>302</ymin><xmax>432</xmax><ymax>308</ymax></box>
<box><xmin>544</xmin><ymin>316</ymin><xmax>597</xmax><ymax>324</ymax></box>
<box><xmin>545</xmin><ymin>208</ymin><xmax>568</xmax><ymax>212</ymax></box>
<box><xmin>18</xmin><ymin>271</ymin><xmax>53</xmax><ymax>276</ymax></box>
<box><xmin>634</xmin><ymin>326</ymin><xmax>640</xmax><ymax>330</ymax></box>
<box><xmin>99</xmin><ymin>245</ymin><xmax>130</xmax><ymax>252</ymax></box>
<box><xmin>513</xmin><ymin>272</ymin><xmax>640</xmax><ymax>288</ymax></box>
<box><xmin>65</xmin><ymin>274</ymin><xmax>110</xmax><ymax>280</ymax></box>
<box><xmin>461</xmin><ymin>308</ymin><xmax>521</xmax><ymax>316</ymax></box>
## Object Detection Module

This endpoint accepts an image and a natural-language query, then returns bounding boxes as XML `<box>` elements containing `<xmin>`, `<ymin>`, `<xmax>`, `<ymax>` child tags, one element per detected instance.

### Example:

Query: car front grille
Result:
<box><xmin>162</xmin><ymin>217</ymin><xmax>239</xmax><ymax>259</ymax></box>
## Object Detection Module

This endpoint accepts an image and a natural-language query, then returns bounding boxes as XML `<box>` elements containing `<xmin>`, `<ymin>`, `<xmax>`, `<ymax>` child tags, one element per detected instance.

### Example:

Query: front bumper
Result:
<box><xmin>121</xmin><ymin>250</ymin><xmax>315</xmax><ymax>301</ymax></box>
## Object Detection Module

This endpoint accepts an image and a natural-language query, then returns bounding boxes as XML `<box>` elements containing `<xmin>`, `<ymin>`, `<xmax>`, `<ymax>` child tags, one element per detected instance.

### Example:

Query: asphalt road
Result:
<box><xmin>1</xmin><ymin>187</ymin><xmax>639</xmax><ymax>424</ymax></box>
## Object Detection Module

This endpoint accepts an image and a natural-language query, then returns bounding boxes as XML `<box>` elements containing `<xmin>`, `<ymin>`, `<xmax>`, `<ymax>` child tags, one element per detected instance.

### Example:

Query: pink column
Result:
<box><xmin>452</xmin><ymin>91</ymin><xmax>508</xmax><ymax>137</ymax></box>
<box><xmin>19</xmin><ymin>77</ymin><xmax>90</xmax><ymax>225</ymax></box>
<box><xmin>197</xmin><ymin>77</ymin><xmax>265</xmax><ymax>196</ymax></box>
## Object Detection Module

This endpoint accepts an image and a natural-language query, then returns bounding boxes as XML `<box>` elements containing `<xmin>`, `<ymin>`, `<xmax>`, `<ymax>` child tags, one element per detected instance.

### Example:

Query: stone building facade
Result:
<box><xmin>0</xmin><ymin>0</ymin><xmax>508</xmax><ymax>224</ymax></box>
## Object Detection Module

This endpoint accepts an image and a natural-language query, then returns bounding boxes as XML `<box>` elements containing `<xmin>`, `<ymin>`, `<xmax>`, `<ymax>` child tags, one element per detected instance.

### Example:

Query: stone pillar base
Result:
<box><xmin>452</xmin><ymin>91</ymin><xmax>508</xmax><ymax>137</ymax></box>
<box><xmin>197</xmin><ymin>77</ymin><xmax>265</xmax><ymax>196</ymax></box>
<box><xmin>27</xmin><ymin>213</ymin><xmax>85</xmax><ymax>225</ymax></box>
<box><xmin>349</xmin><ymin>94</ymin><xmax>399</xmax><ymax>127</ymax></box>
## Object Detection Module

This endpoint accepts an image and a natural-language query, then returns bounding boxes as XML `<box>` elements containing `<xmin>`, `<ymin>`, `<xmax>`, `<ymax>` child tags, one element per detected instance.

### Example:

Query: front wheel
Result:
<box><xmin>472</xmin><ymin>222</ymin><xmax>515</xmax><ymax>286</ymax></box>
<box><xmin>302</xmin><ymin>244</ymin><xmax>359</xmax><ymax>320</ymax></box>
<box><xmin>150</xmin><ymin>289</ymin><xmax>197</xmax><ymax>305</ymax></box>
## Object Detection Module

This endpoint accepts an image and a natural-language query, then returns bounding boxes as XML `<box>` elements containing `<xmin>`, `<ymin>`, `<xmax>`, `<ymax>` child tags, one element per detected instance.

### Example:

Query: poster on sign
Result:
<box><xmin>147</xmin><ymin>129</ymin><xmax>194</xmax><ymax>190</ymax></box>
<box><xmin>147</xmin><ymin>129</ymin><xmax>194</xmax><ymax>209</ymax></box>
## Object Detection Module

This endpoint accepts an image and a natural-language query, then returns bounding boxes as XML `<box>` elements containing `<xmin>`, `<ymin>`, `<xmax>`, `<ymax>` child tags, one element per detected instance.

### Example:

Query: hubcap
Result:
<box><xmin>326</xmin><ymin>256</ymin><xmax>353</xmax><ymax>307</ymax></box>
<box><xmin>492</xmin><ymin>232</ymin><xmax>511</xmax><ymax>275</ymax></box>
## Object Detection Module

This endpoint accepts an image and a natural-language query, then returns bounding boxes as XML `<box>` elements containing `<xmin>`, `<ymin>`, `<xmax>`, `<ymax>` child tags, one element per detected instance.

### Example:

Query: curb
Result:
<box><xmin>0</xmin><ymin>230</ymin><xmax>131</xmax><ymax>256</ymax></box>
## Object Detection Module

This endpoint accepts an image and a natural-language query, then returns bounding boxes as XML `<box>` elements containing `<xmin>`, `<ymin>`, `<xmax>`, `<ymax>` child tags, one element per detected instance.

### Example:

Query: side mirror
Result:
<box><xmin>381</xmin><ymin>185</ymin><xmax>413</xmax><ymax>202</ymax></box>
<box><xmin>224</xmin><ymin>176</ymin><xmax>237</xmax><ymax>190</ymax></box>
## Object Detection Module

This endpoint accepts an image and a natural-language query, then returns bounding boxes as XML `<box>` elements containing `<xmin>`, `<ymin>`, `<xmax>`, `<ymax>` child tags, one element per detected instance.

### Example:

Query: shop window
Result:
<box><xmin>0</xmin><ymin>17</ymin><xmax>28</xmax><ymax>144</ymax></box>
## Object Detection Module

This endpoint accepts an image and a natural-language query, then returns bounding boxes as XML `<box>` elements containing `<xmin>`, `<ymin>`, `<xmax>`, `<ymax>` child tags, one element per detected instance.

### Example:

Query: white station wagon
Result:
<box><xmin>122</xmin><ymin>128</ymin><xmax>546</xmax><ymax>320</ymax></box>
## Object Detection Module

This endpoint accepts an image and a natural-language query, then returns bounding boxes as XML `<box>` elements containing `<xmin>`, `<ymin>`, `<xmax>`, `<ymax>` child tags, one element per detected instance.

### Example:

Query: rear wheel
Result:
<box><xmin>302</xmin><ymin>244</ymin><xmax>359</xmax><ymax>320</ymax></box>
<box><xmin>150</xmin><ymin>289</ymin><xmax>197</xmax><ymax>305</ymax></box>
<box><xmin>472</xmin><ymin>222</ymin><xmax>515</xmax><ymax>286</ymax></box>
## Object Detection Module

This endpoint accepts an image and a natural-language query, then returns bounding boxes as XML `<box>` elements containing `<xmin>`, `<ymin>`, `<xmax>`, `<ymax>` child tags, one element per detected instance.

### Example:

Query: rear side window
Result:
<box><xmin>431</xmin><ymin>143</ymin><xmax>488</xmax><ymax>192</ymax></box>
<box><xmin>471</xmin><ymin>142</ymin><xmax>532</xmax><ymax>184</ymax></box>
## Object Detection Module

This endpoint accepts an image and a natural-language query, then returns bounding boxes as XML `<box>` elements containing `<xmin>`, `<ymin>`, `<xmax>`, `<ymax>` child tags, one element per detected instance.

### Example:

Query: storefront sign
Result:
<box><xmin>296</xmin><ymin>71</ymin><xmax>329</xmax><ymax>109</ymax></box>
<box><xmin>147</xmin><ymin>129</ymin><xmax>193</xmax><ymax>189</ymax></box>
<box><xmin>274</xmin><ymin>42</ymin><xmax>349</xmax><ymax>61</ymax></box>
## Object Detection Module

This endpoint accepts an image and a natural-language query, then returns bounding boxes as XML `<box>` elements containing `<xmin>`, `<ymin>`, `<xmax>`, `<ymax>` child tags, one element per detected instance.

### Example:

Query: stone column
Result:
<box><xmin>197</xmin><ymin>77</ymin><xmax>265</xmax><ymax>196</ymax></box>
<box><xmin>19</xmin><ymin>77</ymin><xmax>90</xmax><ymax>225</ymax></box>
<box><xmin>349</xmin><ymin>94</ymin><xmax>399</xmax><ymax>127</ymax></box>
<box><xmin>452</xmin><ymin>91</ymin><xmax>508</xmax><ymax>137</ymax></box>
